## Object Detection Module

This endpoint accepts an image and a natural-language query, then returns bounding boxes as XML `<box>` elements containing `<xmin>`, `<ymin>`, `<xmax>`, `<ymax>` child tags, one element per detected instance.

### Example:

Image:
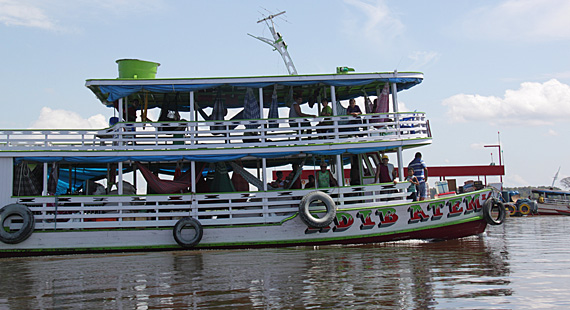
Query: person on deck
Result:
<box><xmin>317</xmin><ymin>161</ymin><xmax>338</xmax><ymax>188</ymax></box>
<box><xmin>406</xmin><ymin>167</ymin><xmax>419</xmax><ymax>201</ymax></box>
<box><xmin>346</xmin><ymin>98</ymin><xmax>362</xmax><ymax>132</ymax></box>
<box><xmin>317</xmin><ymin>98</ymin><xmax>333</xmax><ymax>134</ymax></box>
<box><xmin>374</xmin><ymin>154</ymin><xmax>397</xmax><ymax>183</ymax></box>
<box><xmin>269</xmin><ymin>171</ymin><xmax>285</xmax><ymax>189</ymax></box>
<box><xmin>304</xmin><ymin>175</ymin><xmax>316</xmax><ymax>189</ymax></box>
<box><xmin>409</xmin><ymin>152</ymin><xmax>428</xmax><ymax>201</ymax></box>
<box><xmin>113</xmin><ymin>99</ymin><xmax>137</xmax><ymax>122</ymax></box>
<box><xmin>285</xmin><ymin>163</ymin><xmax>302</xmax><ymax>189</ymax></box>
<box><xmin>289</xmin><ymin>94</ymin><xmax>315</xmax><ymax>135</ymax></box>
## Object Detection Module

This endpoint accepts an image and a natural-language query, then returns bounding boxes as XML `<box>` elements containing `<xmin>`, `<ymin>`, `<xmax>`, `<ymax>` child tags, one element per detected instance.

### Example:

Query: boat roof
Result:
<box><xmin>85</xmin><ymin>71</ymin><xmax>423</xmax><ymax>110</ymax></box>
<box><xmin>531</xmin><ymin>188</ymin><xmax>570</xmax><ymax>195</ymax></box>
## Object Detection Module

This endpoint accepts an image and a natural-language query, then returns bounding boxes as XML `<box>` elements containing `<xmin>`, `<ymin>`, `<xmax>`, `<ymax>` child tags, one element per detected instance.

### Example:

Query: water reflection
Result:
<box><xmin>0</xmin><ymin>228</ymin><xmax>517</xmax><ymax>309</ymax></box>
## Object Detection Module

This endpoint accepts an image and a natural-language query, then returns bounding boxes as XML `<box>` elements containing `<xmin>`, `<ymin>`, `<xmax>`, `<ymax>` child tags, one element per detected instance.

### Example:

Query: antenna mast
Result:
<box><xmin>552</xmin><ymin>166</ymin><xmax>561</xmax><ymax>187</ymax></box>
<box><xmin>248</xmin><ymin>11</ymin><xmax>298</xmax><ymax>75</ymax></box>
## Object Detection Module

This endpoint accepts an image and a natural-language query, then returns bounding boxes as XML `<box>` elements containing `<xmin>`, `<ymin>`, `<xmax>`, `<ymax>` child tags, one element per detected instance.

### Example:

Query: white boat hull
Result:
<box><xmin>0</xmin><ymin>189</ymin><xmax>495</xmax><ymax>256</ymax></box>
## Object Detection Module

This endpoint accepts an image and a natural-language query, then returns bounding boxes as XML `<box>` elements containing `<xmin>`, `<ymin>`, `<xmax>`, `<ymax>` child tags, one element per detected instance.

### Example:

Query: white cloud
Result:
<box><xmin>406</xmin><ymin>51</ymin><xmax>440</xmax><ymax>70</ymax></box>
<box><xmin>30</xmin><ymin>107</ymin><xmax>107</xmax><ymax>129</ymax></box>
<box><xmin>469</xmin><ymin>143</ymin><xmax>486</xmax><ymax>150</ymax></box>
<box><xmin>504</xmin><ymin>173</ymin><xmax>529</xmax><ymax>187</ymax></box>
<box><xmin>0</xmin><ymin>0</ymin><xmax>56</xmax><ymax>29</ymax></box>
<box><xmin>342</xmin><ymin>0</ymin><xmax>404</xmax><ymax>46</ymax></box>
<box><xmin>443</xmin><ymin>79</ymin><xmax>570</xmax><ymax>125</ymax></box>
<box><xmin>462</xmin><ymin>0</ymin><xmax>570</xmax><ymax>41</ymax></box>
<box><xmin>0</xmin><ymin>0</ymin><xmax>165</xmax><ymax>31</ymax></box>
<box><xmin>545</xmin><ymin>129</ymin><xmax>559</xmax><ymax>136</ymax></box>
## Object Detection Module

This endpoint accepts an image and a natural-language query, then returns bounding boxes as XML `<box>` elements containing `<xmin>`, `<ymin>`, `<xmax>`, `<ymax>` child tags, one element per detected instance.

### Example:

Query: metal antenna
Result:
<box><xmin>552</xmin><ymin>166</ymin><xmax>561</xmax><ymax>188</ymax></box>
<box><xmin>248</xmin><ymin>11</ymin><xmax>298</xmax><ymax>75</ymax></box>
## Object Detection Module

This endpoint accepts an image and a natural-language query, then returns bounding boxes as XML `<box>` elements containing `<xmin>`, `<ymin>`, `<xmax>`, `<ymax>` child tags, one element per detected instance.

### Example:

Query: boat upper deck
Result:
<box><xmin>0</xmin><ymin>70</ymin><xmax>430</xmax><ymax>158</ymax></box>
<box><xmin>0</xmin><ymin>112</ymin><xmax>431</xmax><ymax>157</ymax></box>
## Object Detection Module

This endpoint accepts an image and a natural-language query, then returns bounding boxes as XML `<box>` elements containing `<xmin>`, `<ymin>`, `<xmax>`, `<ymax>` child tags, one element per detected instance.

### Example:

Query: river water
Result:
<box><xmin>0</xmin><ymin>216</ymin><xmax>569</xmax><ymax>309</ymax></box>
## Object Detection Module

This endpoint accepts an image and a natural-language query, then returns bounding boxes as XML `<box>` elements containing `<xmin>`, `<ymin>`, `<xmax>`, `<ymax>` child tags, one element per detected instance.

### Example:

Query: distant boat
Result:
<box><xmin>531</xmin><ymin>188</ymin><xmax>570</xmax><ymax>215</ymax></box>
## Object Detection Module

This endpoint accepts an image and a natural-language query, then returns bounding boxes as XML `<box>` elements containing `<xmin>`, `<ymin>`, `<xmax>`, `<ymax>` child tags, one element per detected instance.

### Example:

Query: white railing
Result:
<box><xmin>14</xmin><ymin>182</ymin><xmax>410</xmax><ymax>230</ymax></box>
<box><xmin>0</xmin><ymin>112</ymin><xmax>430</xmax><ymax>152</ymax></box>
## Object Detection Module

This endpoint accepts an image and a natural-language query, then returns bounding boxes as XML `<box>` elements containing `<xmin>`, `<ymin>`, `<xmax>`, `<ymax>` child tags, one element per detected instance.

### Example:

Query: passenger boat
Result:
<box><xmin>0</xmin><ymin>61</ymin><xmax>506</xmax><ymax>257</ymax></box>
<box><xmin>531</xmin><ymin>188</ymin><xmax>570</xmax><ymax>215</ymax></box>
<box><xmin>0</xmin><ymin>13</ymin><xmax>506</xmax><ymax>255</ymax></box>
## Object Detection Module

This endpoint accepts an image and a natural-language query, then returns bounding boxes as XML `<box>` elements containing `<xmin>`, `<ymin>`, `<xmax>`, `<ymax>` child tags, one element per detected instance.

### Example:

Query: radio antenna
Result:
<box><xmin>248</xmin><ymin>11</ymin><xmax>298</xmax><ymax>75</ymax></box>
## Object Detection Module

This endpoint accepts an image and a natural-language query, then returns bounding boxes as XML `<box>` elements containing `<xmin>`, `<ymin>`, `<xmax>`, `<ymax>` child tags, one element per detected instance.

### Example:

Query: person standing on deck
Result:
<box><xmin>317</xmin><ymin>161</ymin><xmax>338</xmax><ymax>188</ymax></box>
<box><xmin>285</xmin><ymin>163</ymin><xmax>302</xmax><ymax>189</ymax></box>
<box><xmin>289</xmin><ymin>94</ymin><xmax>315</xmax><ymax>135</ymax></box>
<box><xmin>374</xmin><ymin>154</ymin><xmax>397</xmax><ymax>183</ymax></box>
<box><xmin>409</xmin><ymin>152</ymin><xmax>428</xmax><ymax>201</ymax></box>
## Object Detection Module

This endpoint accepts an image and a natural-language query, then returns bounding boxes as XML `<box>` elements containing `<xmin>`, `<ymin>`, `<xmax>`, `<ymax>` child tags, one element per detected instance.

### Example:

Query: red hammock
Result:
<box><xmin>136</xmin><ymin>162</ymin><xmax>205</xmax><ymax>194</ymax></box>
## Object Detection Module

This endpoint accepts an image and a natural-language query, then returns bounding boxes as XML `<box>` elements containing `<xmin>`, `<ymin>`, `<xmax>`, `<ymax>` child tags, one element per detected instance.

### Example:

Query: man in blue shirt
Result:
<box><xmin>409</xmin><ymin>152</ymin><xmax>428</xmax><ymax>201</ymax></box>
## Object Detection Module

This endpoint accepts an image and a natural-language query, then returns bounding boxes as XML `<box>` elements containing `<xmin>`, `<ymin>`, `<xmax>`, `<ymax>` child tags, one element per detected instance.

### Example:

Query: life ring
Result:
<box><xmin>0</xmin><ymin>203</ymin><xmax>35</xmax><ymax>244</ymax></box>
<box><xmin>518</xmin><ymin>203</ymin><xmax>531</xmax><ymax>215</ymax></box>
<box><xmin>482</xmin><ymin>198</ymin><xmax>505</xmax><ymax>225</ymax></box>
<box><xmin>298</xmin><ymin>191</ymin><xmax>337</xmax><ymax>228</ymax></box>
<box><xmin>505</xmin><ymin>204</ymin><xmax>517</xmax><ymax>216</ymax></box>
<box><xmin>173</xmin><ymin>217</ymin><xmax>203</xmax><ymax>248</ymax></box>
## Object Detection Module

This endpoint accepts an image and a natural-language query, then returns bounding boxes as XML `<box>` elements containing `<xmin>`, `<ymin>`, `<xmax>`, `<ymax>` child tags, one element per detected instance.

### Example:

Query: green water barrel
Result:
<box><xmin>116</xmin><ymin>59</ymin><xmax>160</xmax><ymax>79</ymax></box>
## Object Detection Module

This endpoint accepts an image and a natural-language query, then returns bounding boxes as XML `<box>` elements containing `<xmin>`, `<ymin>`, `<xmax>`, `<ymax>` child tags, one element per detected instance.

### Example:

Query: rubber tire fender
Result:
<box><xmin>298</xmin><ymin>191</ymin><xmax>337</xmax><ymax>228</ymax></box>
<box><xmin>505</xmin><ymin>204</ymin><xmax>516</xmax><ymax>216</ymax></box>
<box><xmin>482</xmin><ymin>198</ymin><xmax>506</xmax><ymax>225</ymax></box>
<box><xmin>173</xmin><ymin>217</ymin><xmax>203</xmax><ymax>248</ymax></box>
<box><xmin>518</xmin><ymin>203</ymin><xmax>531</xmax><ymax>215</ymax></box>
<box><xmin>0</xmin><ymin>203</ymin><xmax>35</xmax><ymax>244</ymax></box>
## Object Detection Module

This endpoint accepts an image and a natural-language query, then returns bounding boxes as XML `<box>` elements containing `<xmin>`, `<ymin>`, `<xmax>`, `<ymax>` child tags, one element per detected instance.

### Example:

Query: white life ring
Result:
<box><xmin>0</xmin><ymin>203</ymin><xmax>35</xmax><ymax>244</ymax></box>
<box><xmin>298</xmin><ymin>191</ymin><xmax>337</xmax><ymax>228</ymax></box>
<box><xmin>482</xmin><ymin>198</ymin><xmax>505</xmax><ymax>225</ymax></box>
<box><xmin>173</xmin><ymin>217</ymin><xmax>203</xmax><ymax>248</ymax></box>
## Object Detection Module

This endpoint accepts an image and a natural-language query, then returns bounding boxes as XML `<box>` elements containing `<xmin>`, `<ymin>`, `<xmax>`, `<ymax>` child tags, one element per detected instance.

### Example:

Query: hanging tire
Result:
<box><xmin>518</xmin><ymin>203</ymin><xmax>531</xmax><ymax>215</ymax></box>
<box><xmin>0</xmin><ymin>204</ymin><xmax>35</xmax><ymax>244</ymax></box>
<box><xmin>298</xmin><ymin>191</ymin><xmax>337</xmax><ymax>228</ymax></box>
<box><xmin>482</xmin><ymin>198</ymin><xmax>505</xmax><ymax>225</ymax></box>
<box><xmin>173</xmin><ymin>217</ymin><xmax>203</xmax><ymax>248</ymax></box>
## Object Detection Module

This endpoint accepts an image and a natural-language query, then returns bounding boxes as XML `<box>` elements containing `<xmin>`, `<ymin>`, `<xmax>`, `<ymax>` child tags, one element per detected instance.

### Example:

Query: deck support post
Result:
<box><xmin>262</xmin><ymin>158</ymin><xmax>267</xmax><ymax>192</ymax></box>
<box><xmin>191</xmin><ymin>161</ymin><xmax>196</xmax><ymax>193</ymax></box>
<box><xmin>336</xmin><ymin>154</ymin><xmax>343</xmax><ymax>188</ymax></box>
<box><xmin>259</xmin><ymin>88</ymin><xmax>266</xmax><ymax>143</ymax></box>
<box><xmin>118</xmin><ymin>98</ymin><xmax>124</xmax><ymax>146</ymax></box>
<box><xmin>118</xmin><ymin>162</ymin><xmax>123</xmax><ymax>195</ymax></box>
<box><xmin>42</xmin><ymin>162</ymin><xmax>48</xmax><ymax>196</ymax></box>
<box><xmin>262</xmin><ymin>157</ymin><xmax>268</xmax><ymax>221</ymax></box>
<box><xmin>189</xmin><ymin>91</ymin><xmax>195</xmax><ymax>145</ymax></box>
<box><xmin>330</xmin><ymin>86</ymin><xmax>338</xmax><ymax>138</ymax></box>
<box><xmin>391</xmin><ymin>78</ymin><xmax>404</xmax><ymax>181</ymax></box>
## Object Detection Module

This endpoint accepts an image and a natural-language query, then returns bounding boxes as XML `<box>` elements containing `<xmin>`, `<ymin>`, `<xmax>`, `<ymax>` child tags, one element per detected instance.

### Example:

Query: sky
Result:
<box><xmin>1</xmin><ymin>0</ymin><xmax>569</xmax><ymax>188</ymax></box>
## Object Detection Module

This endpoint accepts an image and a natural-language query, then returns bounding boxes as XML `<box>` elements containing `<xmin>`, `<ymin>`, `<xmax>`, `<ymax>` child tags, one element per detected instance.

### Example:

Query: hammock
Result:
<box><xmin>371</xmin><ymin>83</ymin><xmax>390</xmax><ymax>124</ymax></box>
<box><xmin>136</xmin><ymin>162</ymin><xmax>206</xmax><ymax>194</ymax></box>
<box><xmin>335</xmin><ymin>101</ymin><xmax>350</xmax><ymax>125</ymax></box>
<box><xmin>268</xmin><ymin>87</ymin><xmax>279</xmax><ymax>128</ymax></box>
<box><xmin>211</xmin><ymin>92</ymin><xmax>227</xmax><ymax>132</ymax></box>
<box><xmin>194</xmin><ymin>102</ymin><xmax>243</xmax><ymax>130</ymax></box>
<box><xmin>13</xmin><ymin>161</ymin><xmax>42</xmax><ymax>196</ymax></box>
<box><xmin>243</xmin><ymin>88</ymin><xmax>260</xmax><ymax>129</ymax></box>
<box><xmin>363</xmin><ymin>91</ymin><xmax>373</xmax><ymax>114</ymax></box>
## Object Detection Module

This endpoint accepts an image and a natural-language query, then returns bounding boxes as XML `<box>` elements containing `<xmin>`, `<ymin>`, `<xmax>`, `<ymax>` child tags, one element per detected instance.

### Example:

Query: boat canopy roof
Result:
<box><xmin>531</xmin><ymin>188</ymin><xmax>570</xmax><ymax>195</ymax></box>
<box><xmin>85</xmin><ymin>71</ymin><xmax>423</xmax><ymax>110</ymax></box>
